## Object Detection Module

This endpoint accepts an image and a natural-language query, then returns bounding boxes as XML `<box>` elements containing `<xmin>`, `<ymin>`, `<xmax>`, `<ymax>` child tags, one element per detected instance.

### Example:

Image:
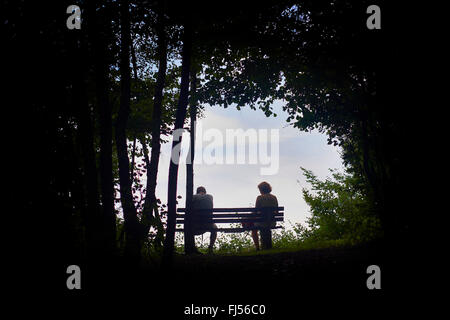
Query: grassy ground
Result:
<box><xmin>171</xmin><ymin>238</ymin><xmax>384</xmax><ymax>282</ymax></box>
<box><xmin>172</xmin><ymin>226</ymin><xmax>354</xmax><ymax>256</ymax></box>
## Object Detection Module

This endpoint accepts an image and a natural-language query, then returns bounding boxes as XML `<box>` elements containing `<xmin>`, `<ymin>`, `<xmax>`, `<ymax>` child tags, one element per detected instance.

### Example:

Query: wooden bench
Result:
<box><xmin>175</xmin><ymin>207</ymin><xmax>284</xmax><ymax>249</ymax></box>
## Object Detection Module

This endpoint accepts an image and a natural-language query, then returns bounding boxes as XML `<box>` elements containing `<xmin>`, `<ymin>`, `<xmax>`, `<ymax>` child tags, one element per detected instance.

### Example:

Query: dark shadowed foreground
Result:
<box><xmin>54</xmin><ymin>238</ymin><xmax>419</xmax><ymax>317</ymax></box>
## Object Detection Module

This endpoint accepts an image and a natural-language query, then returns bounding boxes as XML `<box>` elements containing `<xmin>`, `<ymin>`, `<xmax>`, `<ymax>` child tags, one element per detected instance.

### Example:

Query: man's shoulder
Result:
<box><xmin>193</xmin><ymin>194</ymin><xmax>213</xmax><ymax>200</ymax></box>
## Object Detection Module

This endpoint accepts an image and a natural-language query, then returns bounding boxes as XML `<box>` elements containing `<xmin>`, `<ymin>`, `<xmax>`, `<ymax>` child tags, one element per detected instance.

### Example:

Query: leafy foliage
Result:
<box><xmin>14</xmin><ymin>0</ymin><xmax>404</xmax><ymax>266</ymax></box>
<box><xmin>193</xmin><ymin>1</ymin><xmax>398</xmax><ymax>236</ymax></box>
<box><xmin>172</xmin><ymin>221</ymin><xmax>353</xmax><ymax>256</ymax></box>
<box><xmin>300</xmin><ymin>167</ymin><xmax>382</xmax><ymax>243</ymax></box>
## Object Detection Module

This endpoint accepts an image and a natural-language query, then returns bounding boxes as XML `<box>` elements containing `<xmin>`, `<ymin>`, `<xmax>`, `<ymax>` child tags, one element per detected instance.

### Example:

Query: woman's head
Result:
<box><xmin>257</xmin><ymin>181</ymin><xmax>272</xmax><ymax>194</ymax></box>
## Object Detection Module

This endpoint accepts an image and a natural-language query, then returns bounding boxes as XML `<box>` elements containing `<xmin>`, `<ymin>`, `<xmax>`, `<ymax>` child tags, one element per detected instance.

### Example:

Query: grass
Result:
<box><xmin>141</xmin><ymin>223</ymin><xmax>371</xmax><ymax>268</ymax></box>
<box><xmin>173</xmin><ymin>227</ymin><xmax>353</xmax><ymax>257</ymax></box>
<box><xmin>234</xmin><ymin>239</ymin><xmax>352</xmax><ymax>256</ymax></box>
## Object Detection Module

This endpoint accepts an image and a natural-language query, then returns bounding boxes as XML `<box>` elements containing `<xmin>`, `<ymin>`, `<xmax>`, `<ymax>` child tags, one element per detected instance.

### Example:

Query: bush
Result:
<box><xmin>300</xmin><ymin>167</ymin><xmax>382</xmax><ymax>244</ymax></box>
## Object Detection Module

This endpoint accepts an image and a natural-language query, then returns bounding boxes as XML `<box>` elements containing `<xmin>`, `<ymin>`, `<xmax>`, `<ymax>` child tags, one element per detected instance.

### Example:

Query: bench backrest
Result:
<box><xmin>176</xmin><ymin>207</ymin><xmax>284</xmax><ymax>224</ymax></box>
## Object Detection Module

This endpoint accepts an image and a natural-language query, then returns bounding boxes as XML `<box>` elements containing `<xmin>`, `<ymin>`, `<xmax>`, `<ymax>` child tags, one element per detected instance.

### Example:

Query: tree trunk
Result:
<box><xmin>86</xmin><ymin>0</ymin><xmax>116</xmax><ymax>258</ymax></box>
<box><xmin>130</xmin><ymin>39</ymin><xmax>139</xmax><ymax>80</ymax></box>
<box><xmin>185</xmin><ymin>72</ymin><xmax>197</xmax><ymax>254</ymax></box>
<box><xmin>116</xmin><ymin>0</ymin><xmax>141</xmax><ymax>263</ymax></box>
<box><xmin>162</xmin><ymin>22</ymin><xmax>192</xmax><ymax>267</ymax></box>
<box><xmin>142</xmin><ymin>0</ymin><xmax>168</xmax><ymax>246</ymax></box>
<box><xmin>129</xmin><ymin>35</ymin><xmax>138</xmax><ymax>185</ymax></box>
<box><xmin>72</xmin><ymin>37</ymin><xmax>102</xmax><ymax>259</ymax></box>
<box><xmin>130</xmin><ymin>135</ymin><xmax>137</xmax><ymax>179</ymax></box>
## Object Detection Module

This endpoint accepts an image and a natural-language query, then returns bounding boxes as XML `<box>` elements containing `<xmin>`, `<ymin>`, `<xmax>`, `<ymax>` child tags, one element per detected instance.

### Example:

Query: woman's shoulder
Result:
<box><xmin>265</xmin><ymin>194</ymin><xmax>278</xmax><ymax>206</ymax></box>
<box><xmin>255</xmin><ymin>194</ymin><xmax>277</xmax><ymax>210</ymax></box>
<box><xmin>262</xmin><ymin>193</ymin><xmax>277</xmax><ymax>199</ymax></box>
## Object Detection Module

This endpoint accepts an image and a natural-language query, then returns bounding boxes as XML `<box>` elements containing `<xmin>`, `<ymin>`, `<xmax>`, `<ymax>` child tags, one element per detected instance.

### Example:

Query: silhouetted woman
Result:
<box><xmin>250</xmin><ymin>181</ymin><xmax>278</xmax><ymax>250</ymax></box>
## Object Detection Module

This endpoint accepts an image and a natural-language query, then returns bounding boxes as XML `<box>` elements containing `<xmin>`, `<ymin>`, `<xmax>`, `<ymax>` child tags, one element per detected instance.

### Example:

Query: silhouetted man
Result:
<box><xmin>192</xmin><ymin>186</ymin><xmax>217</xmax><ymax>254</ymax></box>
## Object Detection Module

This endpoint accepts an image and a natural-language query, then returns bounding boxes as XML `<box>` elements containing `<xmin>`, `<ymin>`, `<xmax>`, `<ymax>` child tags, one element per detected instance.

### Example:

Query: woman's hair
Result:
<box><xmin>257</xmin><ymin>181</ymin><xmax>272</xmax><ymax>194</ymax></box>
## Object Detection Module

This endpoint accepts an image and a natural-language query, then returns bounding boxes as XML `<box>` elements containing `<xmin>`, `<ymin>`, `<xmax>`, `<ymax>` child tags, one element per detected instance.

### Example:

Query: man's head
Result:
<box><xmin>258</xmin><ymin>181</ymin><xmax>272</xmax><ymax>194</ymax></box>
<box><xmin>196</xmin><ymin>186</ymin><xmax>207</xmax><ymax>195</ymax></box>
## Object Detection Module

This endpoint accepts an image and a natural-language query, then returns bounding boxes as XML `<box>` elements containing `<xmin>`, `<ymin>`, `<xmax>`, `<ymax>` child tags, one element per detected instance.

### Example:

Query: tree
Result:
<box><xmin>300</xmin><ymin>167</ymin><xmax>382</xmax><ymax>243</ymax></box>
<box><xmin>116</xmin><ymin>0</ymin><xmax>142</xmax><ymax>262</ymax></box>
<box><xmin>163</xmin><ymin>21</ymin><xmax>193</xmax><ymax>266</ymax></box>
<box><xmin>193</xmin><ymin>0</ymin><xmax>404</xmax><ymax>239</ymax></box>
<box><xmin>142</xmin><ymin>0</ymin><xmax>168</xmax><ymax>248</ymax></box>
<box><xmin>70</xmin><ymin>20</ymin><xmax>102</xmax><ymax>261</ymax></box>
<box><xmin>86</xmin><ymin>0</ymin><xmax>117</xmax><ymax>257</ymax></box>
<box><xmin>86</xmin><ymin>1</ymin><xmax>116</xmax><ymax>258</ymax></box>
<box><xmin>184</xmin><ymin>71</ymin><xmax>198</xmax><ymax>254</ymax></box>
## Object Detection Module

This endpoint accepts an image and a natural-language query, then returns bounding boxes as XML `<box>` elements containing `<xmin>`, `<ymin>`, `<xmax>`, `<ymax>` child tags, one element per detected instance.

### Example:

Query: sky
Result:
<box><xmin>151</xmin><ymin>100</ymin><xmax>344</xmax><ymax>229</ymax></box>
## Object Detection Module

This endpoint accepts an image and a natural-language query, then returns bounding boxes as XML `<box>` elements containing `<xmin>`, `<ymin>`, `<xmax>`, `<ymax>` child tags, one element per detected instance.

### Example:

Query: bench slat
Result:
<box><xmin>175</xmin><ymin>226</ymin><xmax>284</xmax><ymax>233</ymax></box>
<box><xmin>176</xmin><ymin>217</ymin><xmax>284</xmax><ymax>224</ymax></box>
<box><xmin>177</xmin><ymin>207</ymin><xmax>284</xmax><ymax>213</ymax></box>
<box><xmin>176</xmin><ymin>213</ymin><xmax>283</xmax><ymax>219</ymax></box>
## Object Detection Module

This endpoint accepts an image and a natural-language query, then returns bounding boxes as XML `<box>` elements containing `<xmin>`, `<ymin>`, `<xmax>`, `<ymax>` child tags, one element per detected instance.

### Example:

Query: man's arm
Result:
<box><xmin>207</xmin><ymin>194</ymin><xmax>213</xmax><ymax>216</ymax></box>
<box><xmin>191</xmin><ymin>194</ymin><xmax>198</xmax><ymax>212</ymax></box>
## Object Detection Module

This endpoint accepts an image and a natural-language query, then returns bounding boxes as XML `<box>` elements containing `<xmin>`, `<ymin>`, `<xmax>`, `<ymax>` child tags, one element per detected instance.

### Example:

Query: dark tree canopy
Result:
<box><xmin>5</xmin><ymin>0</ymin><xmax>422</xmax><ymax>296</ymax></box>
